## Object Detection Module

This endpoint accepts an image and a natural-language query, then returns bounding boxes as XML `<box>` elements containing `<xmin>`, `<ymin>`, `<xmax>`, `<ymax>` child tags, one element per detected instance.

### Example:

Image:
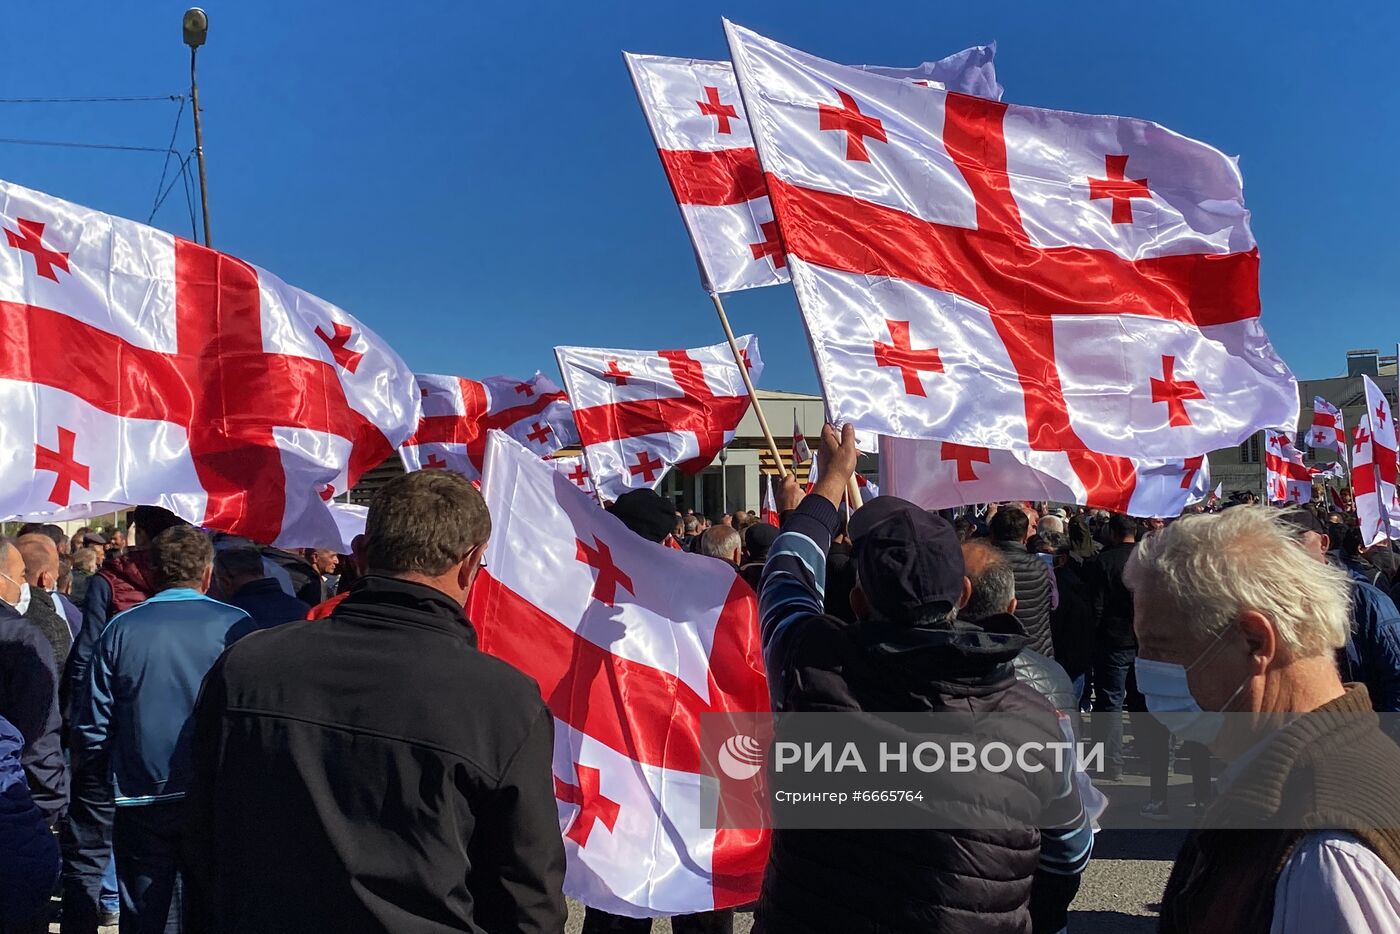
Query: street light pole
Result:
<box><xmin>719</xmin><ymin>447</ymin><xmax>729</xmax><ymax>514</ymax></box>
<box><xmin>183</xmin><ymin>8</ymin><xmax>212</xmax><ymax>246</ymax></box>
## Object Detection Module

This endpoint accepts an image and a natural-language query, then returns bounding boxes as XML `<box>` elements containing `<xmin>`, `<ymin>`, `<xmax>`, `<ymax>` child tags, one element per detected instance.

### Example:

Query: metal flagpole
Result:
<box><xmin>183</xmin><ymin>9</ymin><xmax>212</xmax><ymax>246</ymax></box>
<box><xmin>708</xmin><ymin>291</ymin><xmax>787</xmax><ymax>478</ymax></box>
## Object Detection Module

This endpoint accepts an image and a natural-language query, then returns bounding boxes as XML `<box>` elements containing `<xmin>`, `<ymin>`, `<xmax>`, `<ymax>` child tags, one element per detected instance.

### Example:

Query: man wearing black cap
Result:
<box><xmin>757</xmin><ymin>425</ymin><xmax>1091</xmax><ymax>934</ymax></box>
<box><xmin>1283</xmin><ymin>508</ymin><xmax>1400</xmax><ymax>713</ymax></box>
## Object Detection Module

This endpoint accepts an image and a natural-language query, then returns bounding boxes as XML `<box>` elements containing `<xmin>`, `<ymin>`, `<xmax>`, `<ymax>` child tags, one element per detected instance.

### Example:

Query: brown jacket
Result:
<box><xmin>1159</xmin><ymin>684</ymin><xmax>1400</xmax><ymax>933</ymax></box>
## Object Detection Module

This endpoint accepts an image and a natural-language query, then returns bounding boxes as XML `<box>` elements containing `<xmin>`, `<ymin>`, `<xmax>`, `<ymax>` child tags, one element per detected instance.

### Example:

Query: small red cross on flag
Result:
<box><xmin>1150</xmin><ymin>356</ymin><xmax>1206</xmax><ymax>428</ymax></box>
<box><xmin>874</xmin><ymin>319</ymin><xmax>943</xmax><ymax>397</ymax></box>
<box><xmin>1088</xmin><ymin>154</ymin><xmax>1152</xmax><ymax>225</ymax></box>
<box><xmin>555</xmin><ymin>762</ymin><xmax>621</xmax><ymax>847</ymax></box>
<box><xmin>697</xmin><ymin>85</ymin><xmax>740</xmax><ymax>134</ymax></box>
<box><xmin>941</xmin><ymin>442</ymin><xmax>991</xmax><ymax>482</ymax></box>
<box><xmin>628</xmin><ymin>450</ymin><xmax>665</xmax><ymax>482</ymax></box>
<box><xmin>818</xmin><ymin>88</ymin><xmax>887</xmax><ymax>162</ymax></box>
<box><xmin>749</xmin><ymin>221</ymin><xmax>785</xmax><ymax>267</ymax></box>
<box><xmin>314</xmin><ymin>321</ymin><xmax>365</xmax><ymax>374</ymax></box>
<box><xmin>4</xmin><ymin>217</ymin><xmax>70</xmax><ymax>281</ymax></box>
<box><xmin>33</xmin><ymin>426</ymin><xmax>89</xmax><ymax>507</ymax></box>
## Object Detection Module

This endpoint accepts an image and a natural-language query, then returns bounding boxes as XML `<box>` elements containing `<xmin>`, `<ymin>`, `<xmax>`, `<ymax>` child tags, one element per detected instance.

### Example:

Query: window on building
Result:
<box><xmin>1239</xmin><ymin>434</ymin><xmax>1261</xmax><ymax>464</ymax></box>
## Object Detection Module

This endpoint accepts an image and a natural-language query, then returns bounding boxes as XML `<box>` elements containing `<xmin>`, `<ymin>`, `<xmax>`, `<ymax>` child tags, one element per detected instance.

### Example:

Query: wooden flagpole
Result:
<box><xmin>709</xmin><ymin>292</ymin><xmax>787</xmax><ymax>478</ymax></box>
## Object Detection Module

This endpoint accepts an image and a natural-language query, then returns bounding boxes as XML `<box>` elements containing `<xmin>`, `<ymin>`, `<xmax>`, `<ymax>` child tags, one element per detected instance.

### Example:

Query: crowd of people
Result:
<box><xmin>2</xmin><ymin>426</ymin><xmax>1400</xmax><ymax>932</ymax></box>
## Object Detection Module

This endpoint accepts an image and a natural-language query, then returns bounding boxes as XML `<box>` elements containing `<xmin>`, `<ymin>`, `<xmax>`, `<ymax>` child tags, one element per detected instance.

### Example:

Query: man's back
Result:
<box><xmin>1096</xmin><ymin>541</ymin><xmax>1138</xmax><ymax>648</ymax></box>
<box><xmin>225</xmin><ymin>578</ymin><xmax>310</xmax><ymax>630</ymax></box>
<box><xmin>993</xmin><ymin>539</ymin><xmax>1056</xmax><ymax>656</ymax></box>
<box><xmin>188</xmin><ymin>576</ymin><xmax>566</xmax><ymax>933</ymax></box>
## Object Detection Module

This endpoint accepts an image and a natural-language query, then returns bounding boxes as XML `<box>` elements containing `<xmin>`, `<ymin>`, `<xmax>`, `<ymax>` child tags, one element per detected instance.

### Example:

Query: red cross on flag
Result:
<box><xmin>724</xmin><ymin>22</ymin><xmax>1297</xmax><ymax>480</ymax></box>
<box><xmin>548</xmin><ymin>455</ymin><xmax>598</xmax><ymax>502</ymax></box>
<box><xmin>0</xmin><ymin>179</ymin><xmax>417</xmax><ymax>547</ymax></box>
<box><xmin>469</xmin><ymin>431</ymin><xmax>769</xmax><ymax>916</ymax></box>
<box><xmin>555</xmin><ymin>336</ymin><xmax>763</xmax><ymax>501</ymax></box>
<box><xmin>1354</xmin><ymin>376</ymin><xmax>1400</xmax><ymax>545</ymax></box>
<box><xmin>623</xmin><ymin>46</ymin><xmax>1000</xmax><ymax>294</ymax></box>
<box><xmin>1309</xmin><ymin>396</ymin><xmax>1348</xmax><ymax>466</ymax></box>
<box><xmin>880</xmin><ymin>436</ymin><xmax>1212</xmax><ymax>518</ymax></box>
<box><xmin>399</xmin><ymin>371</ymin><xmax>577</xmax><ymax>481</ymax></box>
<box><xmin>791</xmin><ymin>412</ymin><xmax>811</xmax><ymax>467</ymax></box>
<box><xmin>1264</xmin><ymin>431</ymin><xmax>1315</xmax><ymax>506</ymax></box>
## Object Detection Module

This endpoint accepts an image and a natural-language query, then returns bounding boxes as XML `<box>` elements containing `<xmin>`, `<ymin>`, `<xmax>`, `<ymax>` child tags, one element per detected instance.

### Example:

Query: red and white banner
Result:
<box><xmin>880</xmin><ymin>436</ymin><xmax>1211</xmax><ymax>518</ymax></box>
<box><xmin>1308</xmin><ymin>396</ymin><xmax>1347</xmax><ymax>464</ymax></box>
<box><xmin>724</xmin><ymin>21</ymin><xmax>1297</xmax><ymax>500</ymax></box>
<box><xmin>791</xmin><ymin>413</ymin><xmax>811</xmax><ymax>467</ymax></box>
<box><xmin>470</xmin><ymin>432</ymin><xmax>769</xmax><ymax>917</ymax></box>
<box><xmin>0</xmin><ymin>178</ymin><xmax>418</xmax><ymax>548</ymax></box>
<box><xmin>556</xmin><ymin>336</ymin><xmax>762</xmax><ymax>501</ymax></box>
<box><xmin>761</xmin><ymin>474</ymin><xmax>780</xmax><ymax>526</ymax></box>
<box><xmin>549</xmin><ymin>454</ymin><xmax>598</xmax><ymax>502</ymax></box>
<box><xmin>1354</xmin><ymin>376</ymin><xmax>1400</xmax><ymax>545</ymax></box>
<box><xmin>400</xmin><ymin>371</ymin><xmax>576</xmax><ymax>481</ymax></box>
<box><xmin>1265</xmin><ymin>431</ymin><xmax>1314</xmax><ymax>505</ymax></box>
<box><xmin>623</xmin><ymin>47</ymin><xmax>1000</xmax><ymax>294</ymax></box>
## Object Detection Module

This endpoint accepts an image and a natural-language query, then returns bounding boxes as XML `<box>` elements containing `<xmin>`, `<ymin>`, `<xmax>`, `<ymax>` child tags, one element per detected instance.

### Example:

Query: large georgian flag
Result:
<box><xmin>1309</xmin><ymin>396</ymin><xmax>1347</xmax><ymax>464</ymax></box>
<box><xmin>623</xmin><ymin>46</ymin><xmax>1000</xmax><ymax>294</ymax></box>
<box><xmin>400</xmin><ymin>371</ymin><xmax>577</xmax><ymax>481</ymax></box>
<box><xmin>0</xmin><ymin>179</ymin><xmax>417</xmax><ymax>547</ymax></box>
<box><xmin>1264</xmin><ymin>431</ymin><xmax>1314</xmax><ymax>505</ymax></box>
<box><xmin>724</xmin><ymin>21</ymin><xmax>1297</xmax><ymax>495</ymax></box>
<box><xmin>470</xmin><ymin>432</ymin><xmax>769</xmax><ymax>917</ymax></box>
<box><xmin>881</xmin><ymin>436</ymin><xmax>1210</xmax><ymax>518</ymax></box>
<box><xmin>555</xmin><ymin>336</ymin><xmax>762</xmax><ymax>501</ymax></box>
<box><xmin>1354</xmin><ymin>376</ymin><xmax>1400</xmax><ymax>545</ymax></box>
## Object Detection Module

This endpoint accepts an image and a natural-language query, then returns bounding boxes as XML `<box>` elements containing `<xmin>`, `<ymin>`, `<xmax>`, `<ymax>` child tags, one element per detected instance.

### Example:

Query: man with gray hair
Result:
<box><xmin>188</xmin><ymin>469</ymin><xmax>566</xmax><ymax>932</ymax></box>
<box><xmin>1127</xmin><ymin>506</ymin><xmax>1400</xmax><ymax>933</ymax></box>
<box><xmin>699</xmin><ymin>525</ymin><xmax>742</xmax><ymax>567</ymax></box>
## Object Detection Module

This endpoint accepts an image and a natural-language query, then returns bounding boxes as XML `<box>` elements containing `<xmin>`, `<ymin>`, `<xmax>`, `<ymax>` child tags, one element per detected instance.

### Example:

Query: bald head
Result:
<box><xmin>0</xmin><ymin>538</ymin><xmax>23</xmax><ymax>606</ymax></box>
<box><xmin>18</xmin><ymin>535</ymin><xmax>59</xmax><ymax>590</ymax></box>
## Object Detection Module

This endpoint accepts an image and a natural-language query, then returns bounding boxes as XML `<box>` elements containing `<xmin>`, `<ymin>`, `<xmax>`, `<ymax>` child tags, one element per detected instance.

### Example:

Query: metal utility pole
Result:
<box><xmin>183</xmin><ymin>8</ymin><xmax>212</xmax><ymax>246</ymax></box>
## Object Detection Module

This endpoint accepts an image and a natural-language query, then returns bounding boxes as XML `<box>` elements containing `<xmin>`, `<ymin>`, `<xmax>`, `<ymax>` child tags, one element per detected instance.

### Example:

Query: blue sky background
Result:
<box><xmin>3</xmin><ymin>1</ymin><xmax>1395</xmax><ymax>392</ymax></box>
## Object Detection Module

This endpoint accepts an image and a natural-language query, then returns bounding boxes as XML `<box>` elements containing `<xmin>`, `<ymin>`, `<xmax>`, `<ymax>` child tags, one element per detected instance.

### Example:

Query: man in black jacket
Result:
<box><xmin>1091</xmin><ymin>513</ymin><xmax>1138</xmax><ymax>781</ymax></box>
<box><xmin>990</xmin><ymin>506</ymin><xmax>1056</xmax><ymax>657</ymax></box>
<box><xmin>187</xmin><ymin>469</ymin><xmax>566</xmax><ymax>933</ymax></box>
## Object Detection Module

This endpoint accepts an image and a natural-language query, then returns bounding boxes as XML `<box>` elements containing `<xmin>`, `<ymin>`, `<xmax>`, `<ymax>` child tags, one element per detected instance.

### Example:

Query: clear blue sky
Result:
<box><xmin>4</xmin><ymin>1</ymin><xmax>1395</xmax><ymax>392</ymax></box>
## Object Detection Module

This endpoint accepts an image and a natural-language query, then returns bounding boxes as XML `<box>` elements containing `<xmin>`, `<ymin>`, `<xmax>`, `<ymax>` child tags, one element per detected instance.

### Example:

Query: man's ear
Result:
<box><xmin>849</xmin><ymin>584</ymin><xmax>868</xmax><ymax>620</ymax></box>
<box><xmin>458</xmin><ymin>541</ymin><xmax>489</xmax><ymax>594</ymax></box>
<box><xmin>1007</xmin><ymin>596</ymin><xmax>1018</xmax><ymax>616</ymax></box>
<box><xmin>959</xmin><ymin>576</ymin><xmax>972</xmax><ymax>610</ymax></box>
<box><xmin>1236</xmin><ymin>609</ymin><xmax>1276</xmax><ymax>672</ymax></box>
<box><xmin>39</xmin><ymin>570</ymin><xmax>56</xmax><ymax>591</ymax></box>
<box><xmin>199</xmin><ymin>564</ymin><xmax>214</xmax><ymax>595</ymax></box>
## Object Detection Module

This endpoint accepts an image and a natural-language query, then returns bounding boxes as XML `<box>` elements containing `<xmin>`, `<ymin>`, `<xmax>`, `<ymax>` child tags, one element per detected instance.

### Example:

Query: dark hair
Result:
<box><xmin>214</xmin><ymin>547</ymin><xmax>266</xmax><ymax>583</ymax></box>
<box><xmin>151</xmin><ymin>526</ymin><xmax>214</xmax><ymax>589</ymax></box>
<box><xmin>18</xmin><ymin>523</ymin><xmax>68</xmax><ymax>550</ymax></box>
<box><xmin>989</xmin><ymin>506</ymin><xmax>1029</xmax><ymax>543</ymax></box>
<box><xmin>365</xmin><ymin>470</ymin><xmax>490</xmax><ymax>577</ymax></box>
<box><xmin>953</xmin><ymin>517</ymin><xmax>975</xmax><ymax>542</ymax></box>
<box><xmin>1108</xmin><ymin>513</ymin><xmax>1138</xmax><ymax>542</ymax></box>
<box><xmin>962</xmin><ymin>543</ymin><xmax>1016</xmax><ymax>622</ymax></box>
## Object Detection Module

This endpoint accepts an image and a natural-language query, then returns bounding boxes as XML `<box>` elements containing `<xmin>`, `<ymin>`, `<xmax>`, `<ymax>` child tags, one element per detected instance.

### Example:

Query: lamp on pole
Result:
<box><xmin>183</xmin><ymin>8</ymin><xmax>213</xmax><ymax>246</ymax></box>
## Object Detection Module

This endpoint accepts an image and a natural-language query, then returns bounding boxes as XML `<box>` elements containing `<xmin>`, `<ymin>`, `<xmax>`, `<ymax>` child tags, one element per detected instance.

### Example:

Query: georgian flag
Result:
<box><xmin>555</xmin><ymin>336</ymin><xmax>762</xmax><ymax>501</ymax></box>
<box><xmin>1309</xmin><ymin>396</ymin><xmax>1347</xmax><ymax>464</ymax></box>
<box><xmin>623</xmin><ymin>46</ymin><xmax>1000</xmax><ymax>294</ymax></box>
<box><xmin>880</xmin><ymin>436</ymin><xmax>1211</xmax><ymax>518</ymax></box>
<box><xmin>0</xmin><ymin>178</ymin><xmax>418</xmax><ymax>548</ymax></box>
<box><xmin>724</xmin><ymin>21</ymin><xmax>1297</xmax><ymax>501</ymax></box>
<box><xmin>1264</xmin><ymin>431</ymin><xmax>1314</xmax><ymax>505</ymax></box>
<box><xmin>1354</xmin><ymin>376</ymin><xmax>1400</xmax><ymax>545</ymax></box>
<box><xmin>791</xmin><ymin>413</ymin><xmax>811</xmax><ymax>467</ymax></box>
<box><xmin>761</xmin><ymin>474</ymin><xmax>780</xmax><ymax>527</ymax></box>
<box><xmin>470</xmin><ymin>432</ymin><xmax>769</xmax><ymax>916</ymax></box>
<box><xmin>549</xmin><ymin>454</ymin><xmax>598</xmax><ymax>502</ymax></box>
<box><xmin>400</xmin><ymin>371</ymin><xmax>577</xmax><ymax>481</ymax></box>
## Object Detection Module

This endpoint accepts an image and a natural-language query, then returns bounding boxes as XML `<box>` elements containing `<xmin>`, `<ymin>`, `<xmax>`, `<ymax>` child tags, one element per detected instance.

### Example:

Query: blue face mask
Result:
<box><xmin>1134</xmin><ymin>628</ymin><xmax>1249</xmax><ymax>745</ymax></box>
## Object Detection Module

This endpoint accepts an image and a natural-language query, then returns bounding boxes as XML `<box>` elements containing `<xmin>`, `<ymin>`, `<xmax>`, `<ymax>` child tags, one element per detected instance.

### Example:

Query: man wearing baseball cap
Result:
<box><xmin>756</xmin><ymin>425</ymin><xmax>1092</xmax><ymax>934</ymax></box>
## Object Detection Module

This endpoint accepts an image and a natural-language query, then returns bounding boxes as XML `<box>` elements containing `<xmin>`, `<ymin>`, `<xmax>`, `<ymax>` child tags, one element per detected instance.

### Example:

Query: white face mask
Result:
<box><xmin>1135</xmin><ymin>626</ymin><xmax>1250</xmax><ymax>744</ymax></box>
<box><xmin>0</xmin><ymin>570</ymin><xmax>31</xmax><ymax>616</ymax></box>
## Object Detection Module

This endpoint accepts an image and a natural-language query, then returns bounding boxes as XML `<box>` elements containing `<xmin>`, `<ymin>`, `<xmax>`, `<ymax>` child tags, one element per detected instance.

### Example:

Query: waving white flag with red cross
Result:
<box><xmin>555</xmin><ymin>336</ymin><xmax>762</xmax><ymax>501</ymax></box>
<box><xmin>548</xmin><ymin>455</ymin><xmax>598</xmax><ymax>502</ymax></box>
<box><xmin>724</xmin><ymin>21</ymin><xmax>1297</xmax><ymax>499</ymax></box>
<box><xmin>0</xmin><ymin>178</ymin><xmax>417</xmax><ymax>547</ymax></box>
<box><xmin>399</xmin><ymin>371</ymin><xmax>577</xmax><ymax>481</ymax></box>
<box><xmin>881</xmin><ymin>437</ymin><xmax>1211</xmax><ymax>518</ymax></box>
<box><xmin>470</xmin><ymin>431</ymin><xmax>769</xmax><ymax>917</ymax></box>
<box><xmin>1308</xmin><ymin>396</ymin><xmax>1348</xmax><ymax>464</ymax></box>
<box><xmin>623</xmin><ymin>46</ymin><xmax>1000</xmax><ymax>294</ymax></box>
<box><xmin>1354</xmin><ymin>376</ymin><xmax>1400</xmax><ymax>545</ymax></box>
<box><xmin>1264</xmin><ymin>431</ymin><xmax>1314</xmax><ymax>505</ymax></box>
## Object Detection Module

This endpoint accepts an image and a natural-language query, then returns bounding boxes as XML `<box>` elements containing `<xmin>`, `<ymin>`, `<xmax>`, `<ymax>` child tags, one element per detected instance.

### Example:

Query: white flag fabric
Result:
<box><xmin>400</xmin><ymin>371</ymin><xmax>576</xmax><ymax>481</ymax></box>
<box><xmin>469</xmin><ymin>432</ymin><xmax>769</xmax><ymax>916</ymax></box>
<box><xmin>623</xmin><ymin>47</ymin><xmax>1001</xmax><ymax>293</ymax></box>
<box><xmin>880</xmin><ymin>436</ymin><xmax>1210</xmax><ymax>518</ymax></box>
<box><xmin>724</xmin><ymin>20</ymin><xmax>1297</xmax><ymax>487</ymax></box>
<box><xmin>548</xmin><ymin>454</ymin><xmax>598</xmax><ymax>501</ymax></box>
<box><xmin>1264</xmin><ymin>431</ymin><xmax>1314</xmax><ymax>505</ymax></box>
<box><xmin>761</xmin><ymin>474</ymin><xmax>779</xmax><ymax>526</ymax></box>
<box><xmin>1354</xmin><ymin>376</ymin><xmax>1400</xmax><ymax>545</ymax></box>
<box><xmin>0</xmin><ymin>178</ymin><xmax>418</xmax><ymax>548</ymax></box>
<box><xmin>556</xmin><ymin>336</ymin><xmax>762</xmax><ymax>501</ymax></box>
<box><xmin>325</xmin><ymin>502</ymin><xmax>367</xmax><ymax>554</ymax></box>
<box><xmin>1308</xmin><ymin>396</ymin><xmax>1347</xmax><ymax>465</ymax></box>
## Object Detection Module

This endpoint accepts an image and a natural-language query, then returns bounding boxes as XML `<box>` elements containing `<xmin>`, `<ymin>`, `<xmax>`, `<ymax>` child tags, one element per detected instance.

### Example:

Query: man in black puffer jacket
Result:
<box><xmin>759</xmin><ymin>428</ymin><xmax>1093</xmax><ymax>934</ymax></box>
<box><xmin>990</xmin><ymin>506</ymin><xmax>1056</xmax><ymax>657</ymax></box>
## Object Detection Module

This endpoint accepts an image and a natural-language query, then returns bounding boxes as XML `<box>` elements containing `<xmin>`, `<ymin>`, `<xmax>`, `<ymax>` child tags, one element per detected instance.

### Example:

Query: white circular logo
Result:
<box><xmin>717</xmin><ymin>733</ymin><xmax>765</xmax><ymax>781</ymax></box>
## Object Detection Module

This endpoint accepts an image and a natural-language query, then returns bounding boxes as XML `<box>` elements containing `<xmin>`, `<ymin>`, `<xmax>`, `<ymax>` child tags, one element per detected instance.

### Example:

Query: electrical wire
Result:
<box><xmin>0</xmin><ymin>95</ymin><xmax>183</xmax><ymax>104</ymax></box>
<box><xmin>148</xmin><ymin>97</ymin><xmax>189</xmax><ymax>222</ymax></box>
<box><xmin>0</xmin><ymin>137</ymin><xmax>183</xmax><ymax>154</ymax></box>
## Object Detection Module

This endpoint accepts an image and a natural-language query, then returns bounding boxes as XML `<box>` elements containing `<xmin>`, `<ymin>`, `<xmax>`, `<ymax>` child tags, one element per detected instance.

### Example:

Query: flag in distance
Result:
<box><xmin>761</xmin><ymin>474</ymin><xmax>780</xmax><ymax>526</ymax></box>
<box><xmin>556</xmin><ymin>336</ymin><xmax>763</xmax><ymax>501</ymax></box>
<box><xmin>1308</xmin><ymin>396</ymin><xmax>1347</xmax><ymax>464</ymax></box>
<box><xmin>0</xmin><ymin>178</ymin><xmax>418</xmax><ymax>548</ymax></box>
<box><xmin>1264</xmin><ymin>431</ymin><xmax>1313</xmax><ymax>505</ymax></box>
<box><xmin>470</xmin><ymin>431</ymin><xmax>769</xmax><ymax>916</ymax></box>
<box><xmin>623</xmin><ymin>46</ymin><xmax>1001</xmax><ymax>293</ymax></box>
<box><xmin>1354</xmin><ymin>376</ymin><xmax>1400</xmax><ymax>545</ymax></box>
<box><xmin>791</xmin><ymin>413</ymin><xmax>811</xmax><ymax>466</ymax></box>
<box><xmin>723</xmin><ymin>20</ymin><xmax>1297</xmax><ymax>509</ymax></box>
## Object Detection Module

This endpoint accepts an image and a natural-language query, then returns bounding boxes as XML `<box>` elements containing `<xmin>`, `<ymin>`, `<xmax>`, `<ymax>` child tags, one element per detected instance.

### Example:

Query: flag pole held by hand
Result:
<box><xmin>709</xmin><ymin>291</ymin><xmax>787</xmax><ymax>477</ymax></box>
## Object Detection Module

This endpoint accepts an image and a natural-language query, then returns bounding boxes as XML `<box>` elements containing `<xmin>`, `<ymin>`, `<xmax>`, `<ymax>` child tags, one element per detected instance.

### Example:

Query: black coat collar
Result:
<box><xmin>337</xmin><ymin>576</ymin><xmax>477</xmax><ymax>646</ymax></box>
